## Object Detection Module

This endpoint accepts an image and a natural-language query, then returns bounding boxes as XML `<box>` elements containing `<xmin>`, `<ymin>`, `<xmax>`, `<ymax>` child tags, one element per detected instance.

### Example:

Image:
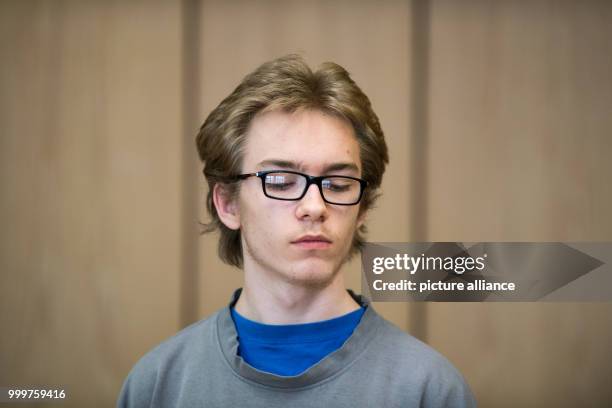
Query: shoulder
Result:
<box><xmin>138</xmin><ymin>311</ymin><xmax>218</xmax><ymax>367</ymax></box>
<box><xmin>116</xmin><ymin>311</ymin><xmax>220</xmax><ymax>407</ymax></box>
<box><xmin>374</xmin><ymin>317</ymin><xmax>457</xmax><ymax>372</ymax></box>
<box><xmin>362</xmin><ymin>310</ymin><xmax>477</xmax><ymax>407</ymax></box>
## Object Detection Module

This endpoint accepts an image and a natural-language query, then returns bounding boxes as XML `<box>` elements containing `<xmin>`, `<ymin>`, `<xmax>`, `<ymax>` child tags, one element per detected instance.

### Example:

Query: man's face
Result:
<box><xmin>235</xmin><ymin>109</ymin><xmax>365</xmax><ymax>288</ymax></box>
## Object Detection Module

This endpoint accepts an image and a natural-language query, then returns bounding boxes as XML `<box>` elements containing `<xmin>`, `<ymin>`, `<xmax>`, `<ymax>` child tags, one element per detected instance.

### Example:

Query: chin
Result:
<box><xmin>285</xmin><ymin>260</ymin><xmax>340</xmax><ymax>289</ymax></box>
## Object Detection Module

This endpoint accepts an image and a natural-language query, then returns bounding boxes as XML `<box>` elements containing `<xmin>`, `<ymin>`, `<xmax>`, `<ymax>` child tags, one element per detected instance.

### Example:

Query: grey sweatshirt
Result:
<box><xmin>118</xmin><ymin>289</ymin><xmax>476</xmax><ymax>407</ymax></box>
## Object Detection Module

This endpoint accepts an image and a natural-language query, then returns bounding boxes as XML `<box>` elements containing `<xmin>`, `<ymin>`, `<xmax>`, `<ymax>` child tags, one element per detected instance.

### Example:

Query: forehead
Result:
<box><xmin>242</xmin><ymin>109</ymin><xmax>361</xmax><ymax>173</ymax></box>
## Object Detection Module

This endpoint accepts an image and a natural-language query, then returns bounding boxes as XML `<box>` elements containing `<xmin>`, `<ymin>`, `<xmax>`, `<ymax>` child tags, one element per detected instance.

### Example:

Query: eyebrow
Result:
<box><xmin>256</xmin><ymin>159</ymin><xmax>360</xmax><ymax>174</ymax></box>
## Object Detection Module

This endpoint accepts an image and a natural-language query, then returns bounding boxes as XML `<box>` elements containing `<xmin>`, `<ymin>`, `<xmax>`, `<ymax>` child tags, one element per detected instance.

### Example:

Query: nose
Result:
<box><xmin>295</xmin><ymin>183</ymin><xmax>327</xmax><ymax>221</ymax></box>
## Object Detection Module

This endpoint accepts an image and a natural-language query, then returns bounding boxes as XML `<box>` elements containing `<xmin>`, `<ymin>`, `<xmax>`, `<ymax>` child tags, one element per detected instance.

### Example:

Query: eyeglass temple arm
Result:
<box><xmin>202</xmin><ymin>169</ymin><xmax>258</xmax><ymax>181</ymax></box>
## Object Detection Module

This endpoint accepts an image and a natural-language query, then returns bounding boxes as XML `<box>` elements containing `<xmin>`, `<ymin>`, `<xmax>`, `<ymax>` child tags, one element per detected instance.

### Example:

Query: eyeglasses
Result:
<box><xmin>235</xmin><ymin>170</ymin><xmax>367</xmax><ymax>206</ymax></box>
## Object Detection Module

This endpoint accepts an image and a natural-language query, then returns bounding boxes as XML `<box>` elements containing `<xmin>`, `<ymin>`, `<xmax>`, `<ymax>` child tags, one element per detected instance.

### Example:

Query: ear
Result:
<box><xmin>356</xmin><ymin>208</ymin><xmax>368</xmax><ymax>229</ymax></box>
<box><xmin>212</xmin><ymin>183</ymin><xmax>241</xmax><ymax>230</ymax></box>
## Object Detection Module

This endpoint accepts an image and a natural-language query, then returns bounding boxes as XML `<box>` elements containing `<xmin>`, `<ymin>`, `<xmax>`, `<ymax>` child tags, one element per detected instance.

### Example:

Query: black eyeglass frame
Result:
<box><xmin>234</xmin><ymin>170</ymin><xmax>367</xmax><ymax>206</ymax></box>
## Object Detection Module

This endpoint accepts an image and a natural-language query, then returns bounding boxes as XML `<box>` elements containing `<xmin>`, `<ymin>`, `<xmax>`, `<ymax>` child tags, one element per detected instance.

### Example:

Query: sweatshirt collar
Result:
<box><xmin>216</xmin><ymin>288</ymin><xmax>383</xmax><ymax>389</ymax></box>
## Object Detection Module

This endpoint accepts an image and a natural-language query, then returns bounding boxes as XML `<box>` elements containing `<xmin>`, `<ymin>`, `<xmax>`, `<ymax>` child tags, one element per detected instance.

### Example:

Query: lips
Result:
<box><xmin>291</xmin><ymin>234</ymin><xmax>332</xmax><ymax>250</ymax></box>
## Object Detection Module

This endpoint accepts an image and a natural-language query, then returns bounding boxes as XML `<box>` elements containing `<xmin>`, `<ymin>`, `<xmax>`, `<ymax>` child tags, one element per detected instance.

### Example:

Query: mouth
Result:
<box><xmin>291</xmin><ymin>235</ymin><xmax>333</xmax><ymax>250</ymax></box>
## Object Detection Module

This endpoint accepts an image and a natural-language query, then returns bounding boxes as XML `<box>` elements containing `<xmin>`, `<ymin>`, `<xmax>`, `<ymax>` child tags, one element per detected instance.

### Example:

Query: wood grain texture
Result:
<box><xmin>425</xmin><ymin>1</ymin><xmax>612</xmax><ymax>406</ymax></box>
<box><xmin>0</xmin><ymin>1</ymin><xmax>182</xmax><ymax>406</ymax></box>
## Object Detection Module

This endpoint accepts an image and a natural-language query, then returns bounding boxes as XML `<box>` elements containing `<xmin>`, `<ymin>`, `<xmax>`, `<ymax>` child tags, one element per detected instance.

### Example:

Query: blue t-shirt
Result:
<box><xmin>230</xmin><ymin>306</ymin><xmax>366</xmax><ymax>376</ymax></box>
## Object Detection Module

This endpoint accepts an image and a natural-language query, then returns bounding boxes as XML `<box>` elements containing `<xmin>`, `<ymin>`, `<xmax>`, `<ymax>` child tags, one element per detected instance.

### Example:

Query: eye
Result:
<box><xmin>264</xmin><ymin>173</ymin><xmax>299</xmax><ymax>191</ymax></box>
<box><xmin>322</xmin><ymin>178</ymin><xmax>354</xmax><ymax>192</ymax></box>
<box><xmin>266</xmin><ymin>181</ymin><xmax>296</xmax><ymax>191</ymax></box>
<box><xmin>328</xmin><ymin>183</ymin><xmax>350</xmax><ymax>192</ymax></box>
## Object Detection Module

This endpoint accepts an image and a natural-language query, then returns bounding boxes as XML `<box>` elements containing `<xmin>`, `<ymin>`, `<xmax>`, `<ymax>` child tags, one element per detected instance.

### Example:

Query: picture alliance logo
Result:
<box><xmin>371</xmin><ymin>253</ymin><xmax>488</xmax><ymax>275</ymax></box>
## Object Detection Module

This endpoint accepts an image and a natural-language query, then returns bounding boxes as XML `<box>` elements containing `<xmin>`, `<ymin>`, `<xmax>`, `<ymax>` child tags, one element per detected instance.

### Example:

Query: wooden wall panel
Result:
<box><xmin>0</xmin><ymin>1</ymin><xmax>183</xmax><ymax>406</ymax></box>
<box><xmin>425</xmin><ymin>1</ymin><xmax>612</xmax><ymax>406</ymax></box>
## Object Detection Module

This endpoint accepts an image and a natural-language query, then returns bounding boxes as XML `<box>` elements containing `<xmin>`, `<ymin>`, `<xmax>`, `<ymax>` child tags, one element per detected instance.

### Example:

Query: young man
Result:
<box><xmin>118</xmin><ymin>55</ymin><xmax>476</xmax><ymax>407</ymax></box>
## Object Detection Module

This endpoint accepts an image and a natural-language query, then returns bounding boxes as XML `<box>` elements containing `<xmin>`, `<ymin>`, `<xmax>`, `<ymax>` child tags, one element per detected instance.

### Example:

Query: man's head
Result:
<box><xmin>196</xmin><ymin>55</ymin><xmax>388</xmax><ymax>280</ymax></box>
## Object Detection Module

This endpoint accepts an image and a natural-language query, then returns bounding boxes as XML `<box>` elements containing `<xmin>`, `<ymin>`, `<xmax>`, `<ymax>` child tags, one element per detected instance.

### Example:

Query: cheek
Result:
<box><xmin>240</xmin><ymin>195</ymin><xmax>287</xmax><ymax>245</ymax></box>
<box><xmin>341</xmin><ymin>207</ymin><xmax>361</xmax><ymax>227</ymax></box>
<box><xmin>331</xmin><ymin>209</ymin><xmax>361</xmax><ymax>242</ymax></box>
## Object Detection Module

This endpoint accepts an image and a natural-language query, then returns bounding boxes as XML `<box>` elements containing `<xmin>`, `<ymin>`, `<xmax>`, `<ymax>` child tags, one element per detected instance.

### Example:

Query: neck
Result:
<box><xmin>234</xmin><ymin>270</ymin><xmax>360</xmax><ymax>325</ymax></box>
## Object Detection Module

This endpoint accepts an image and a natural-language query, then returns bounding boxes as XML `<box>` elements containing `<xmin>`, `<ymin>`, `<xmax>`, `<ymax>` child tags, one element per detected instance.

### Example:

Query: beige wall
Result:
<box><xmin>0</xmin><ymin>1</ymin><xmax>183</xmax><ymax>406</ymax></box>
<box><xmin>1</xmin><ymin>1</ymin><xmax>610</xmax><ymax>406</ymax></box>
<box><xmin>425</xmin><ymin>1</ymin><xmax>612</xmax><ymax>406</ymax></box>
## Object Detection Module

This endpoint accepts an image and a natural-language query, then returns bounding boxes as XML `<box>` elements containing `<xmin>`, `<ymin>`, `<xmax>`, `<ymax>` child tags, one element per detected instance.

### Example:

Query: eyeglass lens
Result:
<box><xmin>263</xmin><ymin>172</ymin><xmax>360</xmax><ymax>204</ymax></box>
